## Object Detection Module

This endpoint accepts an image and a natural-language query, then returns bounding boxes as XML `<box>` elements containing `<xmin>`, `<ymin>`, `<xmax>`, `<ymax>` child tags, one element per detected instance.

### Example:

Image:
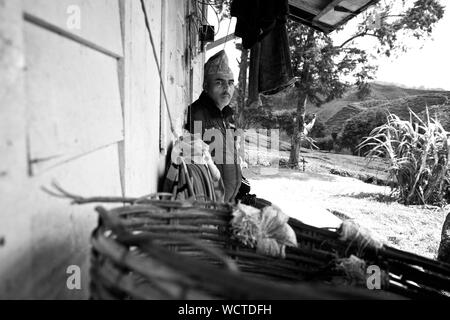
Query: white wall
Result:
<box><xmin>0</xmin><ymin>0</ymin><xmax>204</xmax><ymax>299</ymax></box>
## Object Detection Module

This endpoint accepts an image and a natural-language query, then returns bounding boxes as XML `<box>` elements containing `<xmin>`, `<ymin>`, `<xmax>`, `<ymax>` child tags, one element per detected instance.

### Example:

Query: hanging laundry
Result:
<box><xmin>258</xmin><ymin>19</ymin><xmax>295</xmax><ymax>94</ymax></box>
<box><xmin>231</xmin><ymin>0</ymin><xmax>294</xmax><ymax>95</ymax></box>
<box><xmin>231</xmin><ymin>0</ymin><xmax>290</xmax><ymax>50</ymax></box>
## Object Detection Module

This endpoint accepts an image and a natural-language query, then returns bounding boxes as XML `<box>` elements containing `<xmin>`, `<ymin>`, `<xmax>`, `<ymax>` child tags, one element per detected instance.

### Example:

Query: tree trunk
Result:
<box><xmin>247</xmin><ymin>42</ymin><xmax>261</xmax><ymax>109</ymax></box>
<box><xmin>236</xmin><ymin>47</ymin><xmax>249</xmax><ymax>128</ymax></box>
<box><xmin>289</xmin><ymin>91</ymin><xmax>307</xmax><ymax>168</ymax></box>
<box><xmin>288</xmin><ymin>28</ymin><xmax>314</xmax><ymax>169</ymax></box>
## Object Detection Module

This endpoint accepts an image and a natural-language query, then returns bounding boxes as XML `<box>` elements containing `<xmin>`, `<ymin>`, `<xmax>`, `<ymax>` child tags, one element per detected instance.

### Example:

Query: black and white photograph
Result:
<box><xmin>1</xmin><ymin>0</ymin><xmax>450</xmax><ymax>303</ymax></box>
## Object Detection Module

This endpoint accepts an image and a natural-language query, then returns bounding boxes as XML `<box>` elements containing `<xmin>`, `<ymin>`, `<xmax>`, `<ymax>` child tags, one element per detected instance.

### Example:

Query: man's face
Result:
<box><xmin>205</xmin><ymin>74</ymin><xmax>235</xmax><ymax>110</ymax></box>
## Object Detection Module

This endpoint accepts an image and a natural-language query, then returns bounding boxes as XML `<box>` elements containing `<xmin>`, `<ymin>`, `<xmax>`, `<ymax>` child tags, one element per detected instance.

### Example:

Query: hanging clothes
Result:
<box><xmin>231</xmin><ymin>0</ymin><xmax>290</xmax><ymax>50</ymax></box>
<box><xmin>258</xmin><ymin>19</ymin><xmax>294</xmax><ymax>94</ymax></box>
<box><xmin>231</xmin><ymin>0</ymin><xmax>294</xmax><ymax>95</ymax></box>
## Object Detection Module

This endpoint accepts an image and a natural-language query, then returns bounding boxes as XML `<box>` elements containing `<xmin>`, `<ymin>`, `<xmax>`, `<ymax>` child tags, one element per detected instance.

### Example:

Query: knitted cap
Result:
<box><xmin>204</xmin><ymin>50</ymin><xmax>234</xmax><ymax>79</ymax></box>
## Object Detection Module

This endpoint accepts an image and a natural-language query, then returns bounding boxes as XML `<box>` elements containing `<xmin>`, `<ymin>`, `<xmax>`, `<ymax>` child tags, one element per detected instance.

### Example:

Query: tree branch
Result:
<box><xmin>339</xmin><ymin>33</ymin><xmax>380</xmax><ymax>48</ymax></box>
<box><xmin>380</xmin><ymin>14</ymin><xmax>405</xmax><ymax>19</ymax></box>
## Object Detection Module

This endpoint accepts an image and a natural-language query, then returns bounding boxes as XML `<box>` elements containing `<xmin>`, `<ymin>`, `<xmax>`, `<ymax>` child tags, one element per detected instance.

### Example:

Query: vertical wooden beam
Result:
<box><xmin>117</xmin><ymin>0</ymin><xmax>128</xmax><ymax>197</ymax></box>
<box><xmin>159</xmin><ymin>0</ymin><xmax>168</xmax><ymax>153</ymax></box>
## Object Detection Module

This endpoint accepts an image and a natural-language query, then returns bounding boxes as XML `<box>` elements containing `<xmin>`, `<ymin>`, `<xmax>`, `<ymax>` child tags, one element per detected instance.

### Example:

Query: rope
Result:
<box><xmin>140</xmin><ymin>0</ymin><xmax>178</xmax><ymax>139</ymax></box>
<box><xmin>186</xmin><ymin>163</ymin><xmax>216</xmax><ymax>202</ymax></box>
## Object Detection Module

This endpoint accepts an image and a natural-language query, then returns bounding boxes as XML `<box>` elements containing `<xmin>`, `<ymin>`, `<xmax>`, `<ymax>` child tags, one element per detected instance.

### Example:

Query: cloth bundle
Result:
<box><xmin>171</xmin><ymin>135</ymin><xmax>221</xmax><ymax>182</ymax></box>
<box><xmin>230</xmin><ymin>204</ymin><xmax>297</xmax><ymax>258</ymax></box>
<box><xmin>163</xmin><ymin>135</ymin><xmax>225</xmax><ymax>202</ymax></box>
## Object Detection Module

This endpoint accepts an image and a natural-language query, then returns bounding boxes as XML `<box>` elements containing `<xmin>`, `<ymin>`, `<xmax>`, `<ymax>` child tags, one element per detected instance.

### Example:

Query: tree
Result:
<box><xmin>287</xmin><ymin>0</ymin><xmax>445</xmax><ymax>168</ymax></box>
<box><xmin>340</xmin><ymin>108</ymin><xmax>389</xmax><ymax>154</ymax></box>
<box><xmin>235</xmin><ymin>43</ymin><xmax>249</xmax><ymax>127</ymax></box>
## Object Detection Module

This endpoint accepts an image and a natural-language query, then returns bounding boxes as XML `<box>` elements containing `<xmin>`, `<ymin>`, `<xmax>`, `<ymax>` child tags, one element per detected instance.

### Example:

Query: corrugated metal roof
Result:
<box><xmin>288</xmin><ymin>0</ymin><xmax>380</xmax><ymax>33</ymax></box>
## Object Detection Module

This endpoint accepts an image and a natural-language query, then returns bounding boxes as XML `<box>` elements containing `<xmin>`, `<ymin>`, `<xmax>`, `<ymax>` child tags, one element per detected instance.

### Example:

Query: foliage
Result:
<box><xmin>350</xmin><ymin>0</ymin><xmax>445</xmax><ymax>56</ymax></box>
<box><xmin>287</xmin><ymin>0</ymin><xmax>444</xmax><ymax>165</ymax></box>
<box><xmin>340</xmin><ymin>108</ymin><xmax>389</xmax><ymax>154</ymax></box>
<box><xmin>287</xmin><ymin>23</ymin><xmax>351</xmax><ymax>106</ymax></box>
<box><xmin>241</xmin><ymin>107</ymin><xmax>275</xmax><ymax>130</ymax></box>
<box><xmin>275</xmin><ymin>110</ymin><xmax>296</xmax><ymax>136</ymax></box>
<box><xmin>211</xmin><ymin>0</ymin><xmax>232</xmax><ymax>20</ymax></box>
<box><xmin>356</xmin><ymin>82</ymin><xmax>372</xmax><ymax>100</ymax></box>
<box><xmin>358</xmin><ymin>109</ymin><xmax>450</xmax><ymax>205</ymax></box>
<box><xmin>315</xmin><ymin>136</ymin><xmax>335</xmax><ymax>152</ymax></box>
<box><xmin>243</xmin><ymin>108</ymin><xmax>323</xmax><ymax>138</ymax></box>
<box><xmin>309</xmin><ymin>118</ymin><xmax>326</xmax><ymax>138</ymax></box>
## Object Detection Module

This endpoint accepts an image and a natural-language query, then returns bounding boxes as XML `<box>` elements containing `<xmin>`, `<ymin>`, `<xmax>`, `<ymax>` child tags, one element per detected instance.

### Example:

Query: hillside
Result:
<box><xmin>418</xmin><ymin>104</ymin><xmax>450</xmax><ymax>131</ymax></box>
<box><xmin>325</xmin><ymin>104</ymin><xmax>365</xmax><ymax>135</ymax></box>
<box><xmin>260</xmin><ymin>82</ymin><xmax>449</xmax><ymax>120</ymax></box>
<box><xmin>317</xmin><ymin>83</ymin><xmax>450</xmax><ymax>124</ymax></box>
<box><xmin>256</xmin><ymin>82</ymin><xmax>450</xmax><ymax>139</ymax></box>
<box><xmin>327</xmin><ymin>93</ymin><xmax>450</xmax><ymax>135</ymax></box>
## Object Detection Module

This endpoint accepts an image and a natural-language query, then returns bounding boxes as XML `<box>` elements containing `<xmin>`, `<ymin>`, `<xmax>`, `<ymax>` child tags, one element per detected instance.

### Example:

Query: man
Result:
<box><xmin>185</xmin><ymin>50</ymin><xmax>242</xmax><ymax>203</ymax></box>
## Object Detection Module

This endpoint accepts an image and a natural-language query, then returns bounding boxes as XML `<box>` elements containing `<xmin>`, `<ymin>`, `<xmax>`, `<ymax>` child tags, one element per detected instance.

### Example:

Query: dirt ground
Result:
<box><xmin>243</xmin><ymin>149</ymin><xmax>448</xmax><ymax>259</ymax></box>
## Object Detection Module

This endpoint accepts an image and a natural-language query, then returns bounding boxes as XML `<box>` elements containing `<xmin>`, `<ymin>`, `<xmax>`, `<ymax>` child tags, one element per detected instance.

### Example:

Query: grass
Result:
<box><xmin>243</xmin><ymin>132</ymin><xmax>447</xmax><ymax>259</ymax></box>
<box><xmin>358</xmin><ymin>109</ymin><xmax>450</xmax><ymax>205</ymax></box>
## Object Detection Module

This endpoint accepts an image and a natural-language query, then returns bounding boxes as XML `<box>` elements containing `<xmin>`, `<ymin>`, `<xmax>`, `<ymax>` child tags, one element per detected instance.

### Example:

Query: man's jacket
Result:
<box><xmin>186</xmin><ymin>92</ymin><xmax>242</xmax><ymax>203</ymax></box>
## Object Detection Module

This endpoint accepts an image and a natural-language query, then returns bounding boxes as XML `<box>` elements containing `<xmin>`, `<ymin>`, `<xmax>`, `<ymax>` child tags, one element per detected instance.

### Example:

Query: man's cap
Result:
<box><xmin>204</xmin><ymin>50</ymin><xmax>234</xmax><ymax>79</ymax></box>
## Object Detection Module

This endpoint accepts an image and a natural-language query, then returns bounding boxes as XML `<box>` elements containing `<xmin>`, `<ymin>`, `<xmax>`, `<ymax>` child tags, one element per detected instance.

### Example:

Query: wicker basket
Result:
<box><xmin>290</xmin><ymin>218</ymin><xmax>450</xmax><ymax>299</ymax></box>
<box><xmin>44</xmin><ymin>181</ymin><xmax>450</xmax><ymax>299</ymax></box>
<box><xmin>88</xmin><ymin>195</ymin><xmax>412</xmax><ymax>300</ymax></box>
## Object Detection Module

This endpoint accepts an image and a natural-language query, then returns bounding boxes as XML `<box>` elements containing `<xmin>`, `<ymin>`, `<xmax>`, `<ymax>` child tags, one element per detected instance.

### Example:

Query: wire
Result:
<box><xmin>223</xmin><ymin>17</ymin><xmax>232</xmax><ymax>51</ymax></box>
<box><xmin>208</xmin><ymin>3</ymin><xmax>221</xmax><ymax>35</ymax></box>
<box><xmin>140</xmin><ymin>0</ymin><xmax>178</xmax><ymax>138</ymax></box>
<box><xmin>195</xmin><ymin>0</ymin><xmax>225</xmax><ymax>36</ymax></box>
<box><xmin>196</xmin><ymin>2</ymin><xmax>208</xmax><ymax>25</ymax></box>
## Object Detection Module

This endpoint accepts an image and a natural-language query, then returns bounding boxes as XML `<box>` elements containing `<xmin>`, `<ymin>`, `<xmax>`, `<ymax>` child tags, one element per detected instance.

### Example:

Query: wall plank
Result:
<box><xmin>1</xmin><ymin>0</ymin><xmax>206</xmax><ymax>299</ymax></box>
<box><xmin>161</xmin><ymin>0</ymin><xmax>190</xmax><ymax>147</ymax></box>
<box><xmin>28</xmin><ymin>143</ymin><xmax>122</xmax><ymax>299</ymax></box>
<box><xmin>23</xmin><ymin>0</ymin><xmax>123</xmax><ymax>57</ymax></box>
<box><xmin>0</xmin><ymin>0</ymin><xmax>33</xmax><ymax>299</ymax></box>
<box><xmin>25</xmin><ymin>22</ymin><xmax>124</xmax><ymax>175</ymax></box>
<box><xmin>121</xmin><ymin>0</ymin><xmax>162</xmax><ymax>196</ymax></box>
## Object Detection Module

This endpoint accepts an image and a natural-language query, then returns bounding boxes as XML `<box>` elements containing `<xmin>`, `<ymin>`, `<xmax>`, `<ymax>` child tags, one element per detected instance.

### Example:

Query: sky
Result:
<box><xmin>206</xmin><ymin>1</ymin><xmax>450</xmax><ymax>91</ymax></box>
<box><xmin>374</xmin><ymin>7</ymin><xmax>450</xmax><ymax>90</ymax></box>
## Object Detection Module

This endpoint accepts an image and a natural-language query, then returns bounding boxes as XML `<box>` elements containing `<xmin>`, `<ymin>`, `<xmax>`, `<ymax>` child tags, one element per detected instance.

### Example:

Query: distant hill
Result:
<box><xmin>327</xmin><ymin>93</ymin><xmax>450</xmax><ymax>134</ymax></box>
<box><xmin>259</xmin><ymin>82</ymin><xmax>450</xmax><ymax>135</ymax></box>
<box><xmin>318</xmin><ymin>83</ymin><xmax>450</xmax><ymax>125</ymax></box>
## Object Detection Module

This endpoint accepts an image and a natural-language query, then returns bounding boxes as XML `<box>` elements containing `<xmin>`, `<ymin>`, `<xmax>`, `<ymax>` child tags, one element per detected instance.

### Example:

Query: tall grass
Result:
<box><xmin>358</xmin><ymin>108</ymin><xmax>450</xmax><ymax>205</ymax></box>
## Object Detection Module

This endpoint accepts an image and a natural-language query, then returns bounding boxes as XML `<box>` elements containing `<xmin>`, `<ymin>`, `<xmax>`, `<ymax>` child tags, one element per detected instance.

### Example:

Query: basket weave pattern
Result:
<box><xmin>88</xmin><ymin>196</ymin><xmax>450</xmax><ymax>299</ymax></box>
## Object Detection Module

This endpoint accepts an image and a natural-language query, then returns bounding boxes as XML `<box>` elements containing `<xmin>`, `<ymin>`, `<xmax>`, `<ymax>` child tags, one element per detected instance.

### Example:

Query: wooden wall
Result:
<box><xmin>0</xmin><ymin>0</ymin><xmax>204</xmax><ymax>299</ymax></box>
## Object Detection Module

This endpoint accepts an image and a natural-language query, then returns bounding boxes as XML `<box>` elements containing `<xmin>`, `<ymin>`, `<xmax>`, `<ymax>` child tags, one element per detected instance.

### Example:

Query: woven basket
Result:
<box><xmin>44</xmin><ymin>180</ymin><xmax>450</xmax><ymax>299</ymax></box>
<box><xmin>89</xmin><ymin>195</ymin><xmax>410</xmax><ymax>300</ymax></box>
<box><xmin>293</xmin><ymin>218</ymin><xmax>450</xmax><ymax>299</ymax></box>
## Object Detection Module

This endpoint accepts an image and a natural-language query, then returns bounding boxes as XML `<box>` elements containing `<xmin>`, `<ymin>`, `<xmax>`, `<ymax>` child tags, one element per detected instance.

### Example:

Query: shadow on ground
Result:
<box><xmin>334</xmin><ymin>192</ymin><xmax>398</xmax><ymax>203</ymax></box>
<box><xmin>244</xmin><ymin>168</ymin><xmax>337</xmax><ymax>183</ymax></box>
